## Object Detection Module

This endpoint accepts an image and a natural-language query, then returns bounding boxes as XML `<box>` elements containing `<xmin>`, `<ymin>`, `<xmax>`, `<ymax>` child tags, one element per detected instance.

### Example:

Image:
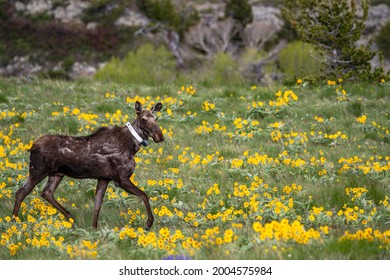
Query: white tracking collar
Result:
<box><xmin>126</xmin><ymin>122</ymin><xmax>148</xmax><ymax>146</ymax></box>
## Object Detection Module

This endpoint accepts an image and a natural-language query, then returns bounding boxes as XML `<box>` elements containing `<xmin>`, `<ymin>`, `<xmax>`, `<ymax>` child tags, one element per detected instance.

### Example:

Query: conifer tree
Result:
<box><xmin>283</xmin><ymin>0</ymin><xmax>383</xmax><ymax>80</ymax></box>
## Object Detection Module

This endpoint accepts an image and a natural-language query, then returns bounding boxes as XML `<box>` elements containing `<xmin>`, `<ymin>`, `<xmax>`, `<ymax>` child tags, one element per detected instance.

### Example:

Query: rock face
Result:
<box><xmin>115</xmin><ymin>9</ymin><xmax>150</xmax><ymax>27</ymax></box>
<box><xmin>0</xmin><ymin>56</ymin><xmax>42</xmax><ymax>77</ymax></box>
<box><xmin>15</xmin><ymin>0</ymin><xmax>88</xmax><ymax>23</ymax></box>
<box><xmin>69</xmin><ymin>62</ymin><xmax>97</xmax><ymax>79</ymax></box>
<box><xmin>53</xmin><ymin>1</ymin><xmax>89</xmax><ymax>23</ymax></box>
<box><xmin>15</xmin><ymin>0</ymin><xmax>53</xmax><ymax>15</ymax></box>
<box><xmin>366</xmin><ymin>4</ymin><xmax>390</xmax><ymax>34</ymax></box>
<box><xmin>252</xmin><ymin>6</ymin><xmax>284</xmax><ymax>31</ymax></box>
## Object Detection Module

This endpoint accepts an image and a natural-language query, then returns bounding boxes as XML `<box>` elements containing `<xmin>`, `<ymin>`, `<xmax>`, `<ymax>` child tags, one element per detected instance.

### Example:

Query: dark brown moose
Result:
<box><xmin>12</xmin><ymin>101</ymin><xmax>164</xmax><ymax>230</ymax></box>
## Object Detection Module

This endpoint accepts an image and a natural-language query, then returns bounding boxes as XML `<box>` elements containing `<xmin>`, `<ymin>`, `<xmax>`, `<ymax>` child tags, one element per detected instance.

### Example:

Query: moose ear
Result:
<box><xmin>135</xmin><ymin>101</ymin><xmax>143</xmax><ymax>114</ymax></box>
<box><xmin>151</xmin><ymin>103</ymin><xmax>163</xmax><ymax>113</ymax></box>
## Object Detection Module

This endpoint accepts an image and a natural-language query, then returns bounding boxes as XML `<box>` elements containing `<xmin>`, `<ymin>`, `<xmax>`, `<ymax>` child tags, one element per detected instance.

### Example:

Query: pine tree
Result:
<box><xmin>283</xmin><ymin>0</ymin><xmax>383</xmax><ymax>80</ymax></box>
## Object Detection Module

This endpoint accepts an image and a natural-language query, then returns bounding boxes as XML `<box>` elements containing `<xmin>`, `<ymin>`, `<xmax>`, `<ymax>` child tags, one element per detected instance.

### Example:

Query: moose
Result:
<box><xmin>12</xmin><ymin>101</ymin><xmax>164</xmax><ymax>230</ymax></box>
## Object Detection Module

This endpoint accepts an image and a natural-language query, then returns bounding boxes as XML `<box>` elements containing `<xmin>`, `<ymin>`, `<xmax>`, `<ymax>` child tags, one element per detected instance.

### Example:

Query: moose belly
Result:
<box><xmin>54</xmin><ymin>153</ymin><xmax>133</xmax><ymax>180</ymax></box>
<box><xmin>56</xmin><ymin>163</ymin><xmax>102</xmax><ymax>179</ymax></box>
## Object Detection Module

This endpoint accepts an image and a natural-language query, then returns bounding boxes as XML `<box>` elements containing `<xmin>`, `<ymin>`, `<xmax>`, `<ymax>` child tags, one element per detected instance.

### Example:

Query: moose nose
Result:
<box><xmin>151</xmin><ymin>124</ymin><xmax>164</xmax><ymax>143</ymax></box>
<box><xmin>155</xmin><ymin>134</ymin><xmax>165</xmax><ymax>143</ymax></box>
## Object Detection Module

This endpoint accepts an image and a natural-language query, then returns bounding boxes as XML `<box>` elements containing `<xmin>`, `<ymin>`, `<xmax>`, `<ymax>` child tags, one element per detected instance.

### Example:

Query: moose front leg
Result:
<box><xmin>115</xmin><ymin>178</ymin><xmax>154</xmax><ymax>230</ymax></box>
<box><xmin>13</xmin><ymin>174</ymin><xmax>46</xmax><ymax>221</ymax></box>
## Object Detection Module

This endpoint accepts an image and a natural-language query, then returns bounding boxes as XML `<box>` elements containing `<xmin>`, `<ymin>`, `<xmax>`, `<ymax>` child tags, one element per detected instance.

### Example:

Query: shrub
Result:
<box><xmin>0</xmin><ymin>19</ymin><xmax>121</xmax><ymax>63</ymax></box>
<box><xmin>225</xmin><ymin>0</ymin><xmax>253</xmax><ymax>27</ymax></box>
<box><xmin>376</xmin><ymin>20</ymin><xmax>390</xmax><ymax>59</ymax></box>
<box><xmin>239</xmin><ymin>47</ymin><xmax>268</xmax><ymax>83</ymax></box>
<box><xmin>136</xmin><ymin>0</ymin><xmax>199</xmax><ymax>37</ymax></box>
<box><xmin>201</xmin><ymin>52</ymin><xmax>244</xmax><ymax>86</ymax></box>
<box><xmin>278</xmin><ymin>41</ymin><xmax>323</xmax><ymax>78</ymax></box>
<box><xmin>0</xmin><ymin>93</ymin><xmax>7</xmax><ymax>103</ymax></box>
<box><xmin>94</xmin><ymin>43</ymin><xmax>176</xmax><ymax>84</ymax></box>
<box><xmin>136</xmin><ymin>0</ymin><xmax>179</xmax><ymax>28</ymax></box>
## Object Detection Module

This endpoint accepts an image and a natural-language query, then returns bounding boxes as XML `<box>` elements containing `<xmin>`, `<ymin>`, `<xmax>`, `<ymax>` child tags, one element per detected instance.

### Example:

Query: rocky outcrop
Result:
<box><xmin>252</xmin><ymin>6</ymin><xmax>284</xmax><ymax>31</ymax></box>
<box><xmin>115</xmin><ymin>9</ymin><xmax>150</xmax><ymax>27</ymax></box>
<box><xmin>53</xmin><ymin>1</ymin><xmax>89</xmax><ymax>23</ymax></box>
<box><xmin>366</xmin><ymin>4</ymin><xmax>390</xmax><ymax>34</ymax></box>
<box><xmin>69</xmin><ymin>62</ymin><xmax>98</xmax><ymax>79</ymax></box>
<box><xmin>14</xmin><ymin>0</ymin><xmax>53</xmax><ymax>15</ymax></box>
<box><xmin>15</xmin><ymin>0</ymin><xmax>88</xmax><ymax>23</ymax></box>
<box><xmin>0</xmin><ymin>56</ymin><xmax>42</xmax><ymax>77</ymax></box>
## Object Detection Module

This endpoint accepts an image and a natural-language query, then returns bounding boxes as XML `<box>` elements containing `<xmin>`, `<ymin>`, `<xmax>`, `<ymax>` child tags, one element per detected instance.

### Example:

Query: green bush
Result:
<box><xmin>0</xmin><ymin>0</ymin><xmax>6</xmax><ymax>20</ymax></box>
<box><xmin>376</xmin><ymin>20</ymin><xmax>390</xmax><ymax>59</ymax></box>
<box><xmin>238</xmin><ymin>47</ymin><xmax>269</xmax><ymax>83</ymax></box>
<box><xmin>278</xmin><ymin>41</ymin><xmax>323</xmax><ymax>78</ymax></box>
<box><xmin>136</xmin><ymin>0</ymin><xmax>179</xmax><ymax>28</ymax></box>
<box><xmin>201</xmin><ymin>52</ymin><xmax>244</xmax><ymax>86</ymax></box>
<box><xmin>225</xmin><ymin>0</ymin><xmax>253</xmax><ymax>27</ymax></box>
<box><xmin>94</xmin><ymin>43</ymin><xmax>176</xmax><ymax>84</ymax></box>
<box><xmin>136</xmin><ymin>0</ymin><xmax>199</xmax><ymax>37</ymax></box>
<box><xmin>0</xmin><ymin>18</ymin><xmax>122</xmax><ymax>65</ymax></box>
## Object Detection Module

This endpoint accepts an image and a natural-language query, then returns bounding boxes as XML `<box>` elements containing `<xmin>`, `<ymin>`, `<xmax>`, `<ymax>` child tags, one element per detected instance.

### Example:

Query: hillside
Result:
<box><xmin>1</xmin><ymin>0</ymin><xmax>390</xmax><ymax>81</ymax></box>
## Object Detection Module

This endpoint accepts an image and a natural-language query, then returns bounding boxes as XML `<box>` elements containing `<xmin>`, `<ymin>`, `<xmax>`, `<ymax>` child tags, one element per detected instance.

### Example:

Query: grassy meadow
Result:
<box><xmin>0</xmin><ymin>77</ymin><xmax>389</xmax><ymax>260</ymax></box>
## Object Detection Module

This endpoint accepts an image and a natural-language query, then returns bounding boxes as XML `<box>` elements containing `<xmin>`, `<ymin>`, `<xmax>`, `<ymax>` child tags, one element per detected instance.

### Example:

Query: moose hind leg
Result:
<box><xmin>40</xmin><ymin>175</ymin><xmax>74</xmax><ymax>222</ymax></box>
<box><xmin>116</xmin><ymin>179</ymin><xmax>154</xmax><ymax>230</ymax></box>
<box><xmin>12</xmin><ymin>174</ymin><xmax>46</xmax><ymax>221</ymax></box>
<box><xmin>92</xmin><ymin>179</ymin><xmax>109</xmax><ymax>229</ymax></box>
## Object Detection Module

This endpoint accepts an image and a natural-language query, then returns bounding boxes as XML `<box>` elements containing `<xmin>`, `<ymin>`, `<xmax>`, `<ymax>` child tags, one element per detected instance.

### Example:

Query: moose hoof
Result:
<box><xmin>145</xmin><ymin>223</ymin><xmax>153</xmax><ymax>231</ymax></box>
<box><xmin>145</xmin><ymin>220</ymin><xmax>154</xmax><ymax>231</ymax></box>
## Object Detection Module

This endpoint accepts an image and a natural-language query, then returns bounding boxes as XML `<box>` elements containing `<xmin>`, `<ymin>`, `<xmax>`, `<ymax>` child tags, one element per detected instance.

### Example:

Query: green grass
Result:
<box><xmin>0</xmin><ymin>78</ymin><xmax>389</xmax><ymax>260</ymax></box>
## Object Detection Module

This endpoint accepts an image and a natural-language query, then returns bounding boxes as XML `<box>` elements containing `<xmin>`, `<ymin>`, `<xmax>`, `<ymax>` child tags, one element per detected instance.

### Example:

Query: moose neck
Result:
<box><xmin>129</xmin><ymin>119</ymin><xmax>148</xmax><ymax>147</ymax></box>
